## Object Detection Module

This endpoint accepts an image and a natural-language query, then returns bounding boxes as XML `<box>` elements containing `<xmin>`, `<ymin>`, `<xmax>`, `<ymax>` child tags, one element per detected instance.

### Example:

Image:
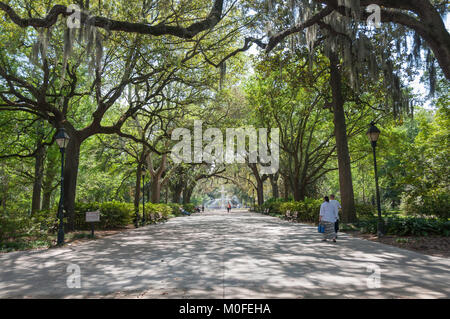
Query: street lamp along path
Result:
<box><xmin>367</xmin><ymin>121</ymin><xmax>384</xmax><ymax>237</ymax></box>
<box><xmin>367</xmin><ymin>121</ymin><xmax>381</xmax><ymax>146</ymax></box>
<box><xmin>55</xmin><ymin>128</ymin><xmax>70</xmax><ymax>246</ymax></box>
<box><xmin>55</xmin><ymin>128</ymin><xmax>70</xmax><ymax>149</ymax></box>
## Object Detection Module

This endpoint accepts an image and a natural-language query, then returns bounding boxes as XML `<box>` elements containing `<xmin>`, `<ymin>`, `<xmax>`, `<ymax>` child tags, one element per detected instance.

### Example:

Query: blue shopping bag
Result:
<box><xmin>318</xmin><ymin>223</ymin><xmax>325</xmax><ymax>233</ymax></box>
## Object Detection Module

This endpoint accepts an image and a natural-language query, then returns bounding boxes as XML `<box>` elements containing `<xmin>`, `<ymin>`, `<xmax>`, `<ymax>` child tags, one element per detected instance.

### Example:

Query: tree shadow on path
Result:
<box><xmin>0</xmin><ymin>211</ymin><xmax>448</xmax><ymax>299</ymax></box>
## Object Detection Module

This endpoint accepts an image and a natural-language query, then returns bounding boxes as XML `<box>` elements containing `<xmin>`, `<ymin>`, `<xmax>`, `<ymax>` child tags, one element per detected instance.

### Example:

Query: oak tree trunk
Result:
<box><xmin>31</xmin><ymin>143</ymin><xmax>45</xmax><ymax>213</ymax></box>
<box><xmin>63</xmin><ymin>135</ymin><xmax>81</xmax><ymax>231</ymax></box>
<box><xmin>269</xmin><ymin>173</ymin><xmax>279</xmax><ymax>199</ymax></box>
<box><xmin>0</xmin><ymin>164</ymin><xmax>7</xmax><ymax>211</ymax></box>
<box><xmin>134</xmin><ymin>163</ymin><xmax>142</xmax><ymax>218</ymax></box>
<box><xmin>150</xmin><ymin>177</ymin><xmax>161</xmax><ymax>203</ymax></box>
<box><xmin>283</xmin><ymin>176</ymin><xmax>290</xmax><ymax>200</ymax></box>
<box><xmin>41</xmin><ymin>150</ymin><xmax>58</xmax><ymax>211</ymax></box>
<box><xmin>256</xmin><ymin>180</ymin><xmax>264</xmax><ymax>206</ymax></box>
<box><xmin>329</xmin><ymin>52</ymin><xmax>357</xmax><ymax>223</ymax></box>
<box><xmin>182</xmin><ymin>186</ymin><xmax>194</xmax><ymax>204</ymax></box>
<box><xmin>172</xmin><ymin>185</ymin><xmax>183</xmax><ymax>204</ymax></box>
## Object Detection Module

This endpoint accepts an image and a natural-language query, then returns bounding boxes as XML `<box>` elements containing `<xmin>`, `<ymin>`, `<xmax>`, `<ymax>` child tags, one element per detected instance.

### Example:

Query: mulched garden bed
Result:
<box><xmin>344</xmin><ymin>230</ymin><xmax>450</xmax><ymax>258</ymax></box>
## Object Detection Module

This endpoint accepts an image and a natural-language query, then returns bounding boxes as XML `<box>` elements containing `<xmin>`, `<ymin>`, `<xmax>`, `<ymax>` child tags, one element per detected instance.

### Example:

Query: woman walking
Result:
<box><xmin>319</xmin><ymin>196</ymin><xmax>338</xmax><ymax>242</ymax></box>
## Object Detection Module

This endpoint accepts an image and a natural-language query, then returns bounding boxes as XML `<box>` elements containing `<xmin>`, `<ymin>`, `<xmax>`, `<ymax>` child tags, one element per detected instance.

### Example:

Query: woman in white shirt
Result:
<box><xmin>319</xmin><ymin>196</ymin><xmax>338</xmax><ymax>242</ymax></box>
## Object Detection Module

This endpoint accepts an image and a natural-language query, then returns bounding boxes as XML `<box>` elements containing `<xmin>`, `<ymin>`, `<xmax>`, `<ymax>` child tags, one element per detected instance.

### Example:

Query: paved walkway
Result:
<box><xmin>0</xmin><ymin>210</ymin><xmax>449</xmax><ymax>298</ymax></box>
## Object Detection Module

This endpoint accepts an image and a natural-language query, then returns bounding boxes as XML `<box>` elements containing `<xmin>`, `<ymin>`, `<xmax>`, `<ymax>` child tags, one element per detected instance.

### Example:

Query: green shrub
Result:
<box><xmin>260</xmin><ymin>198</ymin><xmax>286</xmax><ymax>215</ymax></box>
<box><xmin>167</xmin><ymin>203</ymin><xmax>183</xmax><ymax>216</ymax></box>
<box><xmin>182</xmin><ymin>203</ymin><xmax>195</xmax><ymax>214</ymax></box>
<box><xmin>0</xmin><ymin>210</ymin><xmax>56</xmax><ymax>243</ymax></box>
<box><xmin>0</xmin><ymin>212</ymin><xmax>28</xmax><ymax>241</ymax></box>
<box><xmin>356</xmin><ymin>216</ymin><xmax>450</xmax><ymax>236</ymax></box>
<box><xmin>401</xmin><ymin>189</ymin><xmax>450</xmax><ymax>219</ymax></box>
<box><xmin>145</xmin><ymin>203</ymin><xmax>172</xmax><ymax>223</ymax></box>
<box><xmin>355</xmin><ymin>203</ymin><xmax>376</xmax><ymax>219</ymax></box>
<box><xmin>100</xmin><ymin>201</ymin><xmax>134</xmax><ymax>228</ymax></box>
<box><xmin>74</xmin><ymin>202</ymin><xmax>100</xmax><ymax>230</ymax></box>
<box><xmin>252</xmin><ymin>205</ymin><xmax>265</xmax><ymax>214</ymax></box>
<box><xmin>356</xmin><ymin>218</ymin><xmax>378</xmax><ymax>234</ymax></box>
<box><xmin>279</xmin><ymin>198</ymin><xmax>322</xmax><ymax>223</ymax></box>
<box><xmin>74</xmin><ymin>201</ymin><xmax>134</xmax><ymax>230</ymax></box>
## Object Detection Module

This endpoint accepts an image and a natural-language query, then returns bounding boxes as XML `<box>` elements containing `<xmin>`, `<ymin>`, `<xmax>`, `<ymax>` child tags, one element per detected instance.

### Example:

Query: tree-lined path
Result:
<box><xmin>0</xmin><ymin>210</ymin><xmax>448</xmax><ymax>299</ymax></box>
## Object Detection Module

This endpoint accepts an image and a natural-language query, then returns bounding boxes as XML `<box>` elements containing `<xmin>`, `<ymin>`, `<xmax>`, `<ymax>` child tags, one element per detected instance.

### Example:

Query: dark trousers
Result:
<box><xmin>335</xmin><ymin>219</ymin><xmax>339</xmax><ymax>233</ymax></box>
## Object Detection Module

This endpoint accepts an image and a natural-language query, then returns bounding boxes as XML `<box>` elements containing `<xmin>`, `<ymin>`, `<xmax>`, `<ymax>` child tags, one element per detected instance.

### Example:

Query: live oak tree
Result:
<box><xmin>0</xmin><ymin>0</ymin><xmax>448</xmax><ymax>226</ymax></box>
<box><xmin>246</xmin><ymin>52</ymin><xmax>339</xmax><ymax>201</ymax></box>
<box><xmin>247</xmin><ymin>0</ymin><xmax>449</xmax><ymax>80</ymax></box>
<box><xmin>232</xmin><ymin>0</ymin><xmax>449</xmax><ymax>221</ymax></box>
<box><xmin>0</xmin><ymin>0</ymin><xmax>248</xmax><ymax>229</ymax></box>
<box><xmin>0</xmin><ymin>28</ymin><xmax>152</xmax><ymax>228</ymax></box>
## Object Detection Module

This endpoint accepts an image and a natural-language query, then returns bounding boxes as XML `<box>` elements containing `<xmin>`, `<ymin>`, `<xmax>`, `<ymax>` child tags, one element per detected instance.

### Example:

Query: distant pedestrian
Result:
<box><xmin>319</xmin><ymin>196</ymin><xmax>338</xmax><ymax>242</ymax></box>
<box><xmin>330</xmin><ymin>194</ymin><xmax>341</xmax><ymax>238</ymax></box>
<box><xmin>201</xmin><ymin>205</ymin><xmax>205</xmax><ymax>213</ymax></box>
<box><xmin>179</xmin><ymin>207</ymin><xmax>190</xmax><ymax>216</ymax></box>
<box><xmin>227</xmin><ymin>202</ymin><xmax>231</xmax><ymax>213</ymax></box>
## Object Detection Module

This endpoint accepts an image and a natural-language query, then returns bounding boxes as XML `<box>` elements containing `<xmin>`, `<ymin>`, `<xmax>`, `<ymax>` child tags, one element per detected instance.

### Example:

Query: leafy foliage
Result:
<box><xmin>401</xmin><ymin>190</ymin><xmax>450</xmax><ymax>219</ymax></box>
<box><xmin>144</xmin><ymin>203</ymin><xmax>172</xmax><ymax>223</ymax></box>
<box><xmin>74</xmin><ymin>201</ymin><xmax>134</xmax><ymax>230</ymax></box>
<box><xmin>357</xmin><ymin>217</ymin><xmax>450</xmax><ymax>237</ymax></box>
<box><xmin>256</xmin><ymin>198</ymin><xmax>322</xmax><ymax>223</ymax></box>
<box><xmin>0</xmin><ymin>210</ymin><xmax>56</xmax><ymax>241</ymax></box>
<box><xmin>354</xmin><ymin>203</ymin><xmax>376</xmax><ymax>219</ymax></box>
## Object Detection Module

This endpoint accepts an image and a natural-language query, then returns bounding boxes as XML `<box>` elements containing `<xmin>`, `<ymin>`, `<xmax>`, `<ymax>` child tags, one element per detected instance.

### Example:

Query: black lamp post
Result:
<box><xmin>55</xmin><ymin>128</ymin><xmax>70</xmax><ymax>246</ymax></box>
<box><xmin>367</xmin><ymin>121</ymin><xmax>384</xmax><ymax>237</ymax></box>
<box><xmin>142</xmin><ymin>167</ymin><xmax>146</xmax><ymax>226</ymax></box>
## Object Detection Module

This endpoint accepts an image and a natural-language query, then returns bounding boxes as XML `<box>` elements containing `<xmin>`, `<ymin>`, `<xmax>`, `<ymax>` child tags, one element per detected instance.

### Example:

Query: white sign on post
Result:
<box><xmin>86</xmin><ymin>210</ymin><xmax>100</xmax><ymax>222</ymax></box>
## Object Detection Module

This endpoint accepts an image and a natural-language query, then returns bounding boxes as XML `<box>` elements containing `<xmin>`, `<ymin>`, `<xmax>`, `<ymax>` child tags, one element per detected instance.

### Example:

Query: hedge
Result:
<box><xmin>144</xmin><ymin>203</ymin><xmax>172</xmax><ymax>223</ymax></box>
<box><xmin>182</xmin><ymin>203</ymin><xmax>196</xmax><ymax>214</ymax></box>
<box><xmin>258</xmin><ymin>200</ymin><xmax>377</xmax><ymax>221</ymax></box>
<box><xmin>259</xmin><ymin>198</ymin><xmax>286</xmax><ymax>216</ymax></box>
<box><xmin>356</xmin><ymin>216</ymin><xmax>450</xmax><ymax>237</ymax></box>
<box><xmin>354</xmin><ymin>203</ymin><xmax>376</xmax><ymax>219</ymax></box>
<box><xmin>75</xmin><ymin>201</ymin><xmax>184</xmax><ymax>229</ymax></box>
<box><xmin>279</xmin><ymin>198</ymin><xmax>323</xmax><ymax>223</ymax></box>
<box><xmin>255</xmin><ymin>198</ymin><xmax>450</xmax><ymax>237</ymax></box>
<box><xmin>167</xmin><ymin>203</ymin><xmax>184</xmax><ymax>216</ymax></box>
<box><xmin>0</xmin><ymin>210</ymin><xmax>57</xmax><ymax>242</ymax></box>
<box><xmin>254</xmin><ymin>198</ymin><xmax>323</xmax><ymax>223</ymax></box>
<box><xmin>1</xmin><ymin>200</ymin><xmax>186</xmax><ymax>236</ymax></box>
<box><xmin>74</xmin><ymin>201</ymin><xmax>134</xmax><ymax>230</ymax></box>
<box><xmin>401</xmin><ymin>190</ymin><xmax>450</xmax><ymax>219</ymax></box>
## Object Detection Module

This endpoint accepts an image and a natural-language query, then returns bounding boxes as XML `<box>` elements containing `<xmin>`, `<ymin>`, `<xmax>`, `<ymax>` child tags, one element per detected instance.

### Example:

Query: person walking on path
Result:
<box><xmin>330</xmin><ymin>194</ymin><xmax>341</xmax><ymax>238</ymax></box>
<box><xmin>319</xmin><ymin>196</ymin><xmax>338</xmax><ymax>242</ymax></box>
<box><xmin>227</xmin><ymin>202</ymin><xmax>231</xmax><ymax>213</ymax></box>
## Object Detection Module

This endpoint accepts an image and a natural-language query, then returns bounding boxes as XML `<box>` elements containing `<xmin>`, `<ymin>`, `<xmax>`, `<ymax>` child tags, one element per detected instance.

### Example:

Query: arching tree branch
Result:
<box><xmin>0</xmin><ymin>0</ymin><xmax>224</xmax><ymax>39</ymax></box>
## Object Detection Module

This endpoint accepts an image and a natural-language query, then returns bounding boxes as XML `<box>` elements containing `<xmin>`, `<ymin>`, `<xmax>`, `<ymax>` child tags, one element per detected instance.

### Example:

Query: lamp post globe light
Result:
<box><xmin>367</xmin><ymin>121</ymin><xmax>384</xmax><ymax>237</ymax></box>
<box><xmin>55</xmin><ymin>128</ymin><xmax>70</xmax><ymax>246</ymax></box>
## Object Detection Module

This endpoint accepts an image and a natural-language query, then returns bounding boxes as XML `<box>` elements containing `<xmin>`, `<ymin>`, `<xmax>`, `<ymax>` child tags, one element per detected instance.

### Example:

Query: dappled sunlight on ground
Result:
<box><xmin>0</xmin><ymin>210</ymin><xmax>448</xmax><ymax>299</ymax></box>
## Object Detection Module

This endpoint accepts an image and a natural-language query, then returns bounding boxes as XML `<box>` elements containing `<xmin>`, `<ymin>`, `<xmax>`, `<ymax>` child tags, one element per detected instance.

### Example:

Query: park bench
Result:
<box><xmin>285</xmin><ymin>210</ymin><xmax>298</xmax><ymax>222</ymax></box>
<box><xmin>156</xmin><ymin>212</ymin><xmax>168</xmax><ymax>222</ymax></box>
<box><xmin>147</xmin><ymin>212</ymin><xmax>166</xmax><ymax>223</ymax></box>
<box><xmin>159</xmin><ymin>212</ymin><xmax>169</xmax><ymax>222</ymax></box>
<box><xmin>285</xmin><ymin>210</ymin><xmax>291</xmax><ymax>220</ymax></box>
